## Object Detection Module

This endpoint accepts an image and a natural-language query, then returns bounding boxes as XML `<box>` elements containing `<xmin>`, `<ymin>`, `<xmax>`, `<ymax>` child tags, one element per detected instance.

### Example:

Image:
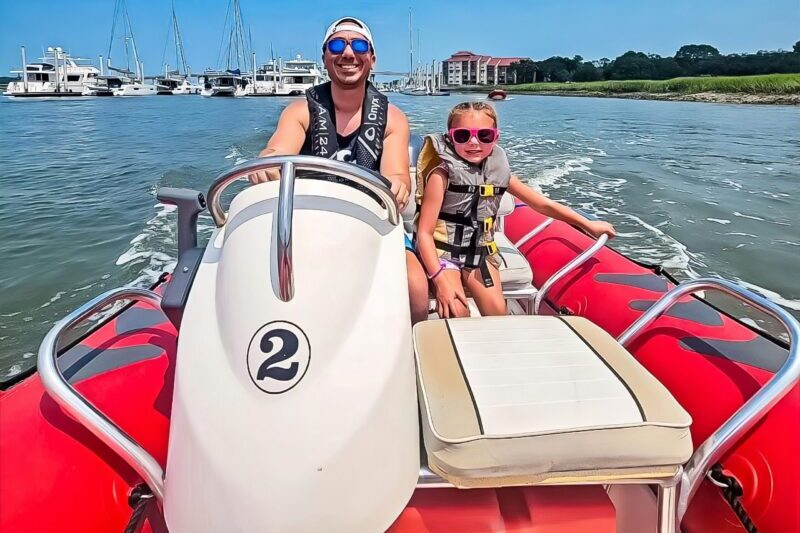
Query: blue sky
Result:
<box><xmin>1</xmin><ymin>0</ymin><xmax>798</xmax><ymax>75</ymax></box>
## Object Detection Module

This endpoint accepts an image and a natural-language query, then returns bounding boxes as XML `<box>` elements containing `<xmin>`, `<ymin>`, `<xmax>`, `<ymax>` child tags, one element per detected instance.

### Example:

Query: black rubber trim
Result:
<box><xmin>628</xmin><ymin>258</ymin><xmax>790</xmax><ymax>351</ymax></box>
<box><xmin>445</xmin><ymin>319</ymin><xmax>484</xmax><ymax>435</ymax></box>
<box><xmin>0</xmin><ymin>273</ymin><xmax>169</xmax><ymax>391</ymax></box>
<box><xmin>557</xmin><ymin>316</ymin><xmax>647</xmax><ymax>422</ymax></box>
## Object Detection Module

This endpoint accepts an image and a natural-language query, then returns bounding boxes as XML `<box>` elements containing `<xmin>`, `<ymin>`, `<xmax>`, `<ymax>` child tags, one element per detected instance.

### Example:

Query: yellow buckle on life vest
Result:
<box><xmin>485</xmin><ymin>241</ymin><xmax>498</xmax><ymax>255</ymax></box>
<box><xmin>483</xmin><ymin>217</ymin><xmax>494</xmax><ymax>233</ymax></box>
<box><xmin>479</xmin><ymin>184</ymin><xmax>496</xmax><ymax>197</ymax></box>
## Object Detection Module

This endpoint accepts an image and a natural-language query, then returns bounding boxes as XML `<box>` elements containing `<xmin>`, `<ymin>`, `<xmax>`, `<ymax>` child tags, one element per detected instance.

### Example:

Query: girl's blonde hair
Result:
<box><xmin>447</xmin><ymin>101</ymin><xmax>498</xmax><ymax>129</ymax></box>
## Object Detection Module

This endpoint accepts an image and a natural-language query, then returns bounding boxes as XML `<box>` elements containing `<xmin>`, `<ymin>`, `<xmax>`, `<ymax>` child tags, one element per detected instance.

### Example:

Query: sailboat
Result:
<box><xmin>201</xmin><ymin>0</ymin><xmax>251</xmax><ymax>97</ymax></box>
<box><xmin>86</xmin><ymin>0</ymin><xmax>156</xmax><ymax>96</ymax></box>
<box><xmin>154</xmin><ymin>2</ymin><xmax>200</xmax><ymax>95</ymax></box>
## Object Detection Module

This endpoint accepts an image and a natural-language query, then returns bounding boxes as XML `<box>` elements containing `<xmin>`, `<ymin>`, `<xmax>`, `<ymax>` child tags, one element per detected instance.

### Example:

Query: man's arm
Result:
<box><xmin>380</xmin><ymin>104</ymin><xmax>411</xmax><ymax>209</ymax></box>
<box><xmin>250</xmin><ymin>100</ymin><xmax>309</xmax><ymax>183</ymax></box>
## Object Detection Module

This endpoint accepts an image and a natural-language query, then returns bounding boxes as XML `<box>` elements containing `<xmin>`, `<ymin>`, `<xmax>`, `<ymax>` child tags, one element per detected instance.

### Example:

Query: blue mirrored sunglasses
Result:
<box><xmin>326</xmin><ymin>38</ymin><xmax>371</xmax><ymax>55</ymax></box>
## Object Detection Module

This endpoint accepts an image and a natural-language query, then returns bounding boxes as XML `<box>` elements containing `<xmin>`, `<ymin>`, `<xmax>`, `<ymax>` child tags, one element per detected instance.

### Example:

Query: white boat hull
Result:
<box><xmin>202</xmin><ymin>86</ymin><xmax>247</xmax><ymax>97</ymax></box>
<box><xmin>112</xmin><ymin>83</ymin><xmax>157</xmax><ymax>97</ymax></box>
<box><xmin>4</xmin><ymin>81</ymin><xmax>88</xmax><ymax>98</ymax></box>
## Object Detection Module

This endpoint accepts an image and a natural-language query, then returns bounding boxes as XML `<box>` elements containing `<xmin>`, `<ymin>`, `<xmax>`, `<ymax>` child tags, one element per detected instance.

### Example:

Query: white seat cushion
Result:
<box><xmin>414</xmin><ymin>315</ymin><xmax>692</xmax><ymax>488</ymax></box>
<box><xmin>495</xmin><ymin>232</ymin><xmax>533</xmax><ymax>290</ymax></box>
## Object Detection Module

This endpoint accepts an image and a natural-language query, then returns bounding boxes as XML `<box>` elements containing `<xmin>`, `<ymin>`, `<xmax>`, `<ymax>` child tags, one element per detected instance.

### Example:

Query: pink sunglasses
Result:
<box><xmin>448</xmin><ymin>127</ymin><xmax>499</xmax><ymax>144</ymax></box>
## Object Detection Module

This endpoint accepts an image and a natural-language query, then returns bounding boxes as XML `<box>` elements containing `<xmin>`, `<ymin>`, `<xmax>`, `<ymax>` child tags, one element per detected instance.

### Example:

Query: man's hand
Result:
<box><xmin>389</xmin><ymin>177</ymin><xmax>410</xmax><ymax>211</ymax></box>
<box><xmin>248</xmin><ymin>167</ymin><xmax>282</xmax><ymax>184</ymax></box>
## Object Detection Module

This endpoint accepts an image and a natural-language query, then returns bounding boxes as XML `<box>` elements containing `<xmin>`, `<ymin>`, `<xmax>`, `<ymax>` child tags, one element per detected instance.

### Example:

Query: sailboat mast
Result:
<box><xmin>408</xmin><ymin>9</ymin><xmax>413</xmax><ymax>80</ymax></box>
<box><xmin>123</xmin><ymin>4</ymin><xmax>142</xmax><ymax>81</ymax></box>
<box><xmin>172</xmin><ymin>2</ymin><xmax>189</xmax><ymax>76</ymax></box>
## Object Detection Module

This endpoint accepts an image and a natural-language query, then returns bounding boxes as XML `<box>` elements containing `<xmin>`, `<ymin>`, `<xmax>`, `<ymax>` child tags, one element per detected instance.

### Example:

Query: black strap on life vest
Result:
<box><xmin>306</xmin><ymin>81</ymin><xmax>388</xmax><ymax>170</ymax></box>
<box><xmin>446</xmin><ymin>183</ymin><xmax>507</xmax><ymax>197</ymax></box>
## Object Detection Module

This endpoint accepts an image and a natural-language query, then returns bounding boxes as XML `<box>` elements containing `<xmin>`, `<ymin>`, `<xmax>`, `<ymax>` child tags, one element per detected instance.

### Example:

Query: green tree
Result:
<box><xmin>508</xmin><ymin>59</ymin><xmax>537</xmax><ymax>84</ymax></box>
<box><xmin>573</xmin><ymin>62</ymin><xmax>601</xmax><ymax>82</ymax></box>
<box><xmin>794</xmin><ymin>40</ymin><xmax>800</xmax><ymax>54</ymax></box>
<box><xmin>607</xmin><ymin>51</ymin><xmax>656</xmax><ymax>80</ymax></box>
<box><xmin>675</xmin><ymin>44</ymin><xmax>721</xmax><ymax>66</ymax></box>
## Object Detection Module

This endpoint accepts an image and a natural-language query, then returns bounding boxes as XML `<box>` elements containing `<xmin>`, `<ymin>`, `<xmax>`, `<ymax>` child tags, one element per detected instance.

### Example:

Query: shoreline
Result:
<box><xmin>451</xmin><ymin>74</ymin><xmax>800</xmax><ymax>105</ymax></box>
<box><xmin>495</xmin><ymin>90</ymin><xmax>800</xmax><ymax>106</ymax></box>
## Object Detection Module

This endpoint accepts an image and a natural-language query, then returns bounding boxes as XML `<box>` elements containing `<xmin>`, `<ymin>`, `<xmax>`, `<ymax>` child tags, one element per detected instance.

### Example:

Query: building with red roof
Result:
<box><xmin>442</xmin><ymin>51</ymin><xmax>533</xmax><ymax>86</ymax></box>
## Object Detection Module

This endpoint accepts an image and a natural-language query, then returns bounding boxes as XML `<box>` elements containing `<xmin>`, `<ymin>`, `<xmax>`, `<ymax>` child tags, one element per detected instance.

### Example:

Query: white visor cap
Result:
<box><xmin>322</xmin><ymin>17</ymin><xmax>375</xmax><ymax>52</ymax></box>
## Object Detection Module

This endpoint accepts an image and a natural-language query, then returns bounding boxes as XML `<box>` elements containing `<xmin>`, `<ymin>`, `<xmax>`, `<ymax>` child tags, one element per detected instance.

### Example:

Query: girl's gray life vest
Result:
<box><xmin>424</xmin><ymin>133</ymin><xmax>511</xmax><ymax>287</ymax></box>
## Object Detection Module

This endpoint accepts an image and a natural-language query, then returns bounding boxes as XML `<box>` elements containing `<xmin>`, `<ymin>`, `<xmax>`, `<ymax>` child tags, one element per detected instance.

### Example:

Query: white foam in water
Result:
<box><xmin>530</xmin><ymin>156</ymin><xmax>593</xmax><ymax>189</ymax></box>
<box><xmin>225</xmin><ymin>145</ymin><xmax>248</xmax><ymax>165</ymax></box>
<box><xmin>733</xmin><ymin>211</ymin><xmax>764</xmax><ymax>221</ymax></box>
<box><xmin>706</xmin><ymin>218</ymin><xmax>732</xmax><ymax>225</ymax></box>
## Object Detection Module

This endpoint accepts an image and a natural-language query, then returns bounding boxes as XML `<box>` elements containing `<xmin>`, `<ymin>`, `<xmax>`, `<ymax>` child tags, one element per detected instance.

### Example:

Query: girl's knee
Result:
<box><xmin>482</xmin><ymin>297</ymin><xmax>507</xmax><ymax>316</ymax></box>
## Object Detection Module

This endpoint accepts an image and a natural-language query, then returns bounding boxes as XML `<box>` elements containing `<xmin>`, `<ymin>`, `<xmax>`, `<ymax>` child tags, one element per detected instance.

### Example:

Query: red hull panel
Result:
<box><xmin>0</xmin><ymin>298</ymin><xmax>176</xmax><ymax>533</ymax></box>
<box><xmin>505</xmin><ymin>206</ymin><xmax>799</xmax><ymax>533</ymax></box>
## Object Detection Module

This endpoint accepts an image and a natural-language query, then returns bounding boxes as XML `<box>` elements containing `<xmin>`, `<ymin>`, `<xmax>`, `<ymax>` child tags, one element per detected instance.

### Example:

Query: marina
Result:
<box><xmin>3</xmin><ymin>0</ymin><xmax>330</xmax><ymax>100</ymax></box>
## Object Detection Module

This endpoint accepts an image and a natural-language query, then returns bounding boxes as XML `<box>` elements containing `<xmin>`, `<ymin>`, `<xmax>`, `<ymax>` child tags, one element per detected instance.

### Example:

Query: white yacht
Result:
<box><xmin>85</xmin><ymin>67</ymin><xmax>157</xmax><ymax>97</ymax></box>
<box><xmin>155</xmin><ymin>72</ymin><xmax>200</xmax><ymax>95</ymax></box>
<box><xmin>4</xmin><ymin>47</ymin><xmax>100</xmax><ymax>98</ymax></box>
<box><xmin>200</xmin><ymin>70</ymin><xmax>248</xmax><ymax>97</ymax></box>
<box><xmin>249</xmin><ymin>55</ymin><xmax>324</xmax><ymax>97</ymax></box>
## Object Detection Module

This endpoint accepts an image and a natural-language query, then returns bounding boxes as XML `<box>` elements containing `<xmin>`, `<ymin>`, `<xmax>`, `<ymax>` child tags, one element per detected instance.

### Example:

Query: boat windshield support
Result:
<box><xmin>37</xmin><ymin>287</ymin><xmax>166</xmax><ymax>501</ymax></box>
<box><xmin>617</xmin><ymin>277</ymin><xmax>800</xmax><ymax>524</ymax></box>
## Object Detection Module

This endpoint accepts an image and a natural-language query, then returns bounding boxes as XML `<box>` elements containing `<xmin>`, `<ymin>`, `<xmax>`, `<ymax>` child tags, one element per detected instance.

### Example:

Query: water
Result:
<box><xmin>1</xmin><ymin>94</ymin><xmax>798</xmax><ymax>378</ymax></box>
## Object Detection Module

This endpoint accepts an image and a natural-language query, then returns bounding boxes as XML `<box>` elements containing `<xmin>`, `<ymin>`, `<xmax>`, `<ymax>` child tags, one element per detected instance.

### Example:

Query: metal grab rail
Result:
<box><xmin>206</xmin><ymin>155</ymin><xmax>400</xmax><ymax>227</ymax></box>
<box><xmin>616</xmin><ymin>278</ymin><xmax>800</xmax><ymax>524</ymax></box>
<box><xmin>533</xmin><ymin>234</ymin><xmax>609</xmax><ymax>314</ymax></box>
<box><xmin>513</xmin><ymin>217</ymin><xmax>553</xmax><ymax>249</ymax></box>
<box><xmin>37</xmin><ymin>288</ymin><xmax>166</xmax><ymax>501</ymax></box>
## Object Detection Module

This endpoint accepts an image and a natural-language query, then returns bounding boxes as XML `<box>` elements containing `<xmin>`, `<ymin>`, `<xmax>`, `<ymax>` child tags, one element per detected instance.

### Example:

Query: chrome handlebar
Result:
<box><xmin>206</xmin><ymin>156</ymin><xmax>401</xmax><ymax>302</ymax></box>
<box><xmin>206</xmin><ymin>155</ymin><xmax>400</xmax><ymax>227</ymax></box>
<box><xmin>37</xmin><ymin>288</ymin><xmax>166</xmax><ymax>501</ymax></box>
<box><xmin>617</xmin><ymin>278</ymin><xmax>800</xmax><ymax>523</ymax></box>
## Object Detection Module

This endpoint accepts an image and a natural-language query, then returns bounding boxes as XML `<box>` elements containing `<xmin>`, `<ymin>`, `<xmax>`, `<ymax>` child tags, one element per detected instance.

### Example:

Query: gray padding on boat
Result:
<box><xmin>59</xmin><ymin>343</ymin><xmax>165</xmax><ymax>383</ymax></box>
<box><xmin>679</xmin><ymin>336</ymin><xmax>788</xmax><ymax>373</ymax></box>
<box><xmin>408</xmin><ymin>133</ymin><xmax>424</xmax><ymax>166</ymax></box>
<box><xmin>115</xmin><ymin>307</ymin><xmax>168</xmax><ymax>336</ymax></box>
<box><xmin>595</xmin><ymin>274</ymin><xmax>669</xmax><ymax>293</ymax></box>
<box><xmin>629</xmin><ymin>299</ymin><xmax>724</xmax><ymax>327</ymax></box>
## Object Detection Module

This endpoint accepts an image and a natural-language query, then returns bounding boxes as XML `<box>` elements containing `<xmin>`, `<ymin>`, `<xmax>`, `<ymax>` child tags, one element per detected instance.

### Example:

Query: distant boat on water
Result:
<box><xmin>154</xmin><ymin>2</ymin><xmax>200</xmax><ymax>95</ymax></box>
<box><xmin>85</xmin><ymin>0</ymin><xmax>156</xmax><ymax>96</ymax></box>
<box><xmin>3</xmin><ymin>46</ymin><xmax>101</xmax><ymax>98</ymax></box>
<box><xmin>202</xmin><ymin>0</ymin><xmax>251</xmax><ymax>97</ymax></box>
<box><xmin>250</xmin><ymin>54</ymin><xmax>325</xmax><ymax>97</ymax></box>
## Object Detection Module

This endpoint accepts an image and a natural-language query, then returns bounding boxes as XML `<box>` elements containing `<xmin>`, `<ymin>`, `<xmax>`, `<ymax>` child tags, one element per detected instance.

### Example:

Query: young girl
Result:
<box><xmin>416</xmin><ymin>101</ymin><xmax>616</xmax><ymax>318</ymax></box>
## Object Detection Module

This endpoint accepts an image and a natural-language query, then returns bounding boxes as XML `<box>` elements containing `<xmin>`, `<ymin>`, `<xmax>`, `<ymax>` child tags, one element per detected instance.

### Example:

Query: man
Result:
<box><xmin>249</xmin><ymin>17</ymin><xmax>429</xmax><ymax>324</ymax></box>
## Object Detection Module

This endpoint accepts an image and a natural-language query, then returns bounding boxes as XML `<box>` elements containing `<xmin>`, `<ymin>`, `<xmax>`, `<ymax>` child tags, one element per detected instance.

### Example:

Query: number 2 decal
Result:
<box><xmin>247</xmin><ymin>321</ymin><xmax>311</xmax><ymax>394</ymax></box>
<box><xmin>257</xmin><ymin>329</ymin><xmax>299</xmax><ymax>381</ymax></box>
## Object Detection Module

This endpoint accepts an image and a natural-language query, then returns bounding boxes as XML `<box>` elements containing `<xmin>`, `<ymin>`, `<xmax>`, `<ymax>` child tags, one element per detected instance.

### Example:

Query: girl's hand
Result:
<box><xmin>433</xmin><ymin>277</ymin><xmax>469</xmax><ymax>318</ymax></box>
<box><xmin>585</xmin><ymin>220</ymin><xmax>617</xmax><ymax>240</ymax></box>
